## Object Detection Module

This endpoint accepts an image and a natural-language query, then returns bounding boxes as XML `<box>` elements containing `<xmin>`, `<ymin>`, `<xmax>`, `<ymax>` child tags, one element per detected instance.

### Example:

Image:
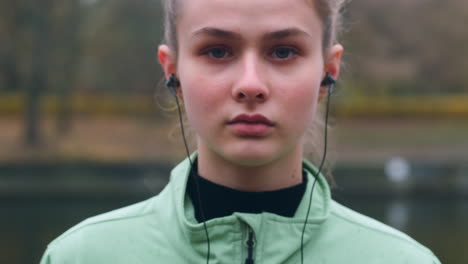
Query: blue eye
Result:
<box><xmin>205</xmin><ymin>47</ymin><xmax>231</xmax><ymax>59</ymax></box>
<box><xmin>271</xmin><ymin>47</ymin><xmax>297</xmax><ymax>59</ymax></box>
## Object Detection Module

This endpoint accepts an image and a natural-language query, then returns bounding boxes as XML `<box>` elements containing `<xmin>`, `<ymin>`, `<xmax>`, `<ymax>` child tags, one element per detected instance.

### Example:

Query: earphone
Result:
<box><xmin>321</xmin><ymin>72</ymin><xmax>336</xmax><ymax>94</ymax></box>
<box><xmin>301</xmin><ymin>72</ymin><xmax>335</xmax><ymax>264</ymax></box>
<box><xmin>167</xmin><ymin>73</ymin><xmax>335</xmax><ymax>96</ymax></box>
<box><xmin>166</xmin><ymin>73</ymin><xmax>211</xmax><ymax>264</ymax></box>
<box><xmin>165</xmin><ymin>74</ymin><xmax>180</xmax><ymax>96</ymax></box>
<box><xmin>166</xmin><ymin>72</ymin><xmax>336</xmax><ymax>264</ymax></box>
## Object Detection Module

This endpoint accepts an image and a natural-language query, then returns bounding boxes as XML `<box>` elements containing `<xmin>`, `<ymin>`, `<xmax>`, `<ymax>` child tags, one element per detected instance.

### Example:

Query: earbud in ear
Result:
<box><xmin>166</xmin><ymin>74</ymin><xmax>180</xmax><ymax>96</ymax></box>
<box><xmin>320</xmin><ymin>72</ymin><xmax>336</xmax><ymax>87</ymax></box>
<box><xmin>320</xmin><ymin>73</ymin><xmax>336</xmax><ymax>95</ymax></box>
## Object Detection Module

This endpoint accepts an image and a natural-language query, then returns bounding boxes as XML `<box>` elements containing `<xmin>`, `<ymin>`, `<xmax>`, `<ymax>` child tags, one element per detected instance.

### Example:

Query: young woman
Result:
<box><xmin>41</xmin><ymin>0</ymin><xmax>441</xmax><ymax>263</ymax></box>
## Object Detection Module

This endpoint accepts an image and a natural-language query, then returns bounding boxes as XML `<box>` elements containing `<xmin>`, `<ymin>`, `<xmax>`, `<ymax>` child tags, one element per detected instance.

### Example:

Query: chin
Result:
<box><xmin>219</xmin><ymin>145</ymin><xmax>287</xmax><ymax>168</ymax></box>
<box><xmin>227</xmin><ymin>156</ymin><xmax>274</xmax><ymax>168</ymax></box>
<box><xmin>200</xmin><ymin>136</ymin><xmax>301</xmax><ymax>168</ymax></box>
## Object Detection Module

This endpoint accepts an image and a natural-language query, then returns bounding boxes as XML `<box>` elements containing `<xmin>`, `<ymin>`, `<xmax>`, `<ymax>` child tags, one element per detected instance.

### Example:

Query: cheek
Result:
<box><xmin>180</xmin><ymin>75</ymin><xmax>227</xmax><ymax>131</ymax></box>
<box><xmin>178</xmin><ymin>50</ymin><xmax>226</xmax><ymax>109</ymax></box>
<box><xmin>279</xmin><ymin>82</ymin><xmax>320</xmax><ymax>124</ymax></box>
<box><xmin>272</xmin><ymin>60</ymin><xmax>323</xmax><ymax>126</ymax></box>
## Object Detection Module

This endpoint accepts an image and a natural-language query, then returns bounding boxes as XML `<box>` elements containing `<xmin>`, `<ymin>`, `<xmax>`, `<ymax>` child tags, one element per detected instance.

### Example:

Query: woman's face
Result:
<box><xmin>159</xmin><ymin>0</ymin><xmax>342</xmax><ymax>167</ymax></box>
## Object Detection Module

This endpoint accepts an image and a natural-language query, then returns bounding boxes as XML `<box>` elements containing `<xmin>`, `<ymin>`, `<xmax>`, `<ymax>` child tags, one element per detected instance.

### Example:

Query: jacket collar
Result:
<box><xmin>169</xmin><ymin>153</ymin><xmax>331</xmax><ymax>259</ymax></box>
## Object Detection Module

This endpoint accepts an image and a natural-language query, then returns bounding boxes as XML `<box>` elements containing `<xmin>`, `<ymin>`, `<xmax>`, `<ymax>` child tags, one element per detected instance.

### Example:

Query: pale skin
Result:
<box><xmin>159</xmin><ymin>0</ymin><xmax>342</xmax><ymax>191</ymax></box>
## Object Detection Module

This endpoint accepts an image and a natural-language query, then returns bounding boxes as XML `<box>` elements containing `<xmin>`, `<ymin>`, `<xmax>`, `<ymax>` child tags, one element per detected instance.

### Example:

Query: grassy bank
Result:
<box><xmin>1</xmin><ymin>93</ymin><xmax>468</xmax><ymax>118</ymax></box>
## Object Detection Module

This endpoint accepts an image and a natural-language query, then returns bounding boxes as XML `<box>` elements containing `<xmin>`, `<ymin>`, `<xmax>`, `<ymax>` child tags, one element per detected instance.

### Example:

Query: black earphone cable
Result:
<box><xmin>174</xmin><ymin>95</ymin><xmax>211</xmax><ymax>264</ymax></box>
<box><xmin>170</xmin><ymin>73</ymin><xmax>334</xmax><ymax>264</ymax></box>
<box><xmin>300</xmin><ymin>81</ymin><xmax>334</xmax><ymax>264</ymax></box>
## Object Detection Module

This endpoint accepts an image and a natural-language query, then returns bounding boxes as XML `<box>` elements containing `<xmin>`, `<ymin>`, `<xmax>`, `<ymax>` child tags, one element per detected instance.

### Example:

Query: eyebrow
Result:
<box><xmin>192</xmin><ymin>27</ymin><xmax>241</xmax><ymax>40</ymax></box>
<box><xmin>191</xmin><ymin>27</ymin><xmax>310</xmax><ymax>40</ymax></box>
<box><xmin>263</xmin><ymin>28</ymin><xmax>311</xmax><ymax>40</ymax></box>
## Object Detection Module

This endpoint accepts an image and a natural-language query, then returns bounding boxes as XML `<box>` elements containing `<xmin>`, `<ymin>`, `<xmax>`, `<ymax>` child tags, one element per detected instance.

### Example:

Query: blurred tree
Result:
<box><xmin>0</xmin><ymin>0</ymin><xmax>20</xmax><ymax>92</ymax></box>
<box><xmin>77</xmin><ymin>0</ymin><xmax>163</xmax><ymax>94</ymax></box>
<box><xmin>343</xmin><ymin>0</ymin><xmax>468</xmax><ymax>96</ymax></box>
<box><xmin>24</xmin><ymin>0</ymin><xmax>52</xmax><ymax>147</ymax></box>
<box><xmin>51</xmin><ymin>0</ymin><xmax>82</xmax><ymax>134</ymax></box>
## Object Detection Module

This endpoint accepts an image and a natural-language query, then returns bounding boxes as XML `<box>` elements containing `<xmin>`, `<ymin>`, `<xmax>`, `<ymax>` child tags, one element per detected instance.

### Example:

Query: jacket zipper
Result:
<box><xmin>244</xmin><ymin>230</ymin><xmax>255</xmax><ymax>264</ymax></box>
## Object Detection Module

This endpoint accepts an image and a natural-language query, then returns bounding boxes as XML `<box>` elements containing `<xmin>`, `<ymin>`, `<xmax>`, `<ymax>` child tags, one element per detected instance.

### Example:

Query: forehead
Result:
<box><xmin>177</xmin><ymin>0</ymin><xmax>321</xmax><ymax>40</ymax></box>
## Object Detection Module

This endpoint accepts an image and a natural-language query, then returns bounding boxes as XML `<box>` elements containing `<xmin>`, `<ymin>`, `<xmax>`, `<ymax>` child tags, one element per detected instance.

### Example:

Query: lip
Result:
<box><xmin>226</xmin><ymin>114</ymin><xmax>274</xmax><ymax>137</ymax></box>
<box><xmin>228</xmin><ymin>114</ymin><xmax>274</xmax><ymax>126</ymax></box>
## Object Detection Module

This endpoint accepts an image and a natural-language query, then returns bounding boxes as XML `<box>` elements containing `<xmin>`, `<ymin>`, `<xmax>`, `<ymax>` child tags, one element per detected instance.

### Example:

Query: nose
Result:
<box><xmin>231</xmin><ymin>52</ymin><xmax>270</xmax><ymax>103</ymax></box>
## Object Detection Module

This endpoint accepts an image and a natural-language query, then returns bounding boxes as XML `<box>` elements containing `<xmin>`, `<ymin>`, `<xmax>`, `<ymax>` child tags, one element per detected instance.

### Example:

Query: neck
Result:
<box><xmin>197</xmin><ymin>145</ymin><xmax>304</xmax><ymax>192</ymax></box>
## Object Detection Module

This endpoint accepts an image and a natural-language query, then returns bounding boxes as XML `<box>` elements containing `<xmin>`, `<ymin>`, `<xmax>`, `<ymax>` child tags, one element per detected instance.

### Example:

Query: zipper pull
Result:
<box><xmin>244</xmin><ymin>231</ymin><xmax>255</xmax><ymax>264</ymax></box>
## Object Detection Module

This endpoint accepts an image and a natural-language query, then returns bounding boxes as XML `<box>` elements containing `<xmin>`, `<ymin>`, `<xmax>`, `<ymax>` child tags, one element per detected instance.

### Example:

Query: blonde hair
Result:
<box><xmin>160</xmin><ymin>0</ymin><xmax>347</xmax><ymax>182</ymax></box>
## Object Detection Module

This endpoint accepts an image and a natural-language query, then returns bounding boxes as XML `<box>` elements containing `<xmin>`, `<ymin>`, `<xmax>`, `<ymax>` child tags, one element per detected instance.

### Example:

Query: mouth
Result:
<box><xmin>227</xmin><ymin>114</ymin><xmax>275</xmax><ymax>126</ymax></box>
<box><xmin>226</xmin><ymin>114</ymin><xmax>274</xmax><ymax>137</ymax></box>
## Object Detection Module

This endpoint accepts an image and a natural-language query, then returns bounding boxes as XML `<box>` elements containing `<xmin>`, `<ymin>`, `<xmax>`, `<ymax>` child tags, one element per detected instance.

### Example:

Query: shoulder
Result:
<box><xmin>327</xmin><ymin>200</ymin><xmax>441</xmax><ymax>263</ymax></box>
<box><xmin>54</xmin><ymin>197</ymin><xmax>156</xmax><ymax>243</ymax></box>
<box><xmin>41</xmin><ymin>184</ymin><xmax>176</xmax><ymax>263</ymax></box>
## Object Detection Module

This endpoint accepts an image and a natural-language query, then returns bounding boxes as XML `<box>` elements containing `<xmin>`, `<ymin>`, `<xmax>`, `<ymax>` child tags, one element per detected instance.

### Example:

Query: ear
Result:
<box><xmin>319</xmin><ymin>44</ymin><xmax>343</xmax><ymax>100</ymax></box>
<box><xmin>158</xmin><ymin>44</ymin><xmax>177</xmax><ymax>80</ymax></box>
<box><xmin>158</xmin><ymin>45</ymin><xmax>184</xmax><ymax>99</ymax></box>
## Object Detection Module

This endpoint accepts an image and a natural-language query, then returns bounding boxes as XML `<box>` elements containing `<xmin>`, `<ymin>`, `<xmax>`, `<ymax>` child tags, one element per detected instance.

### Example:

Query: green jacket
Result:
<box><xmin>40</xmin><ymin>157</ymin><xmax>441</xmax><ymax>263</ymax></box>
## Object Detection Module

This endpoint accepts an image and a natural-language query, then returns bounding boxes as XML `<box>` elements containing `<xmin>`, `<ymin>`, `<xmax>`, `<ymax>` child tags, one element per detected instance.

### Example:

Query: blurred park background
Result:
<box><xmin>1</xmin><ymin>0</ymin><xmax>467</xmax><ymax>263</ymax></box>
